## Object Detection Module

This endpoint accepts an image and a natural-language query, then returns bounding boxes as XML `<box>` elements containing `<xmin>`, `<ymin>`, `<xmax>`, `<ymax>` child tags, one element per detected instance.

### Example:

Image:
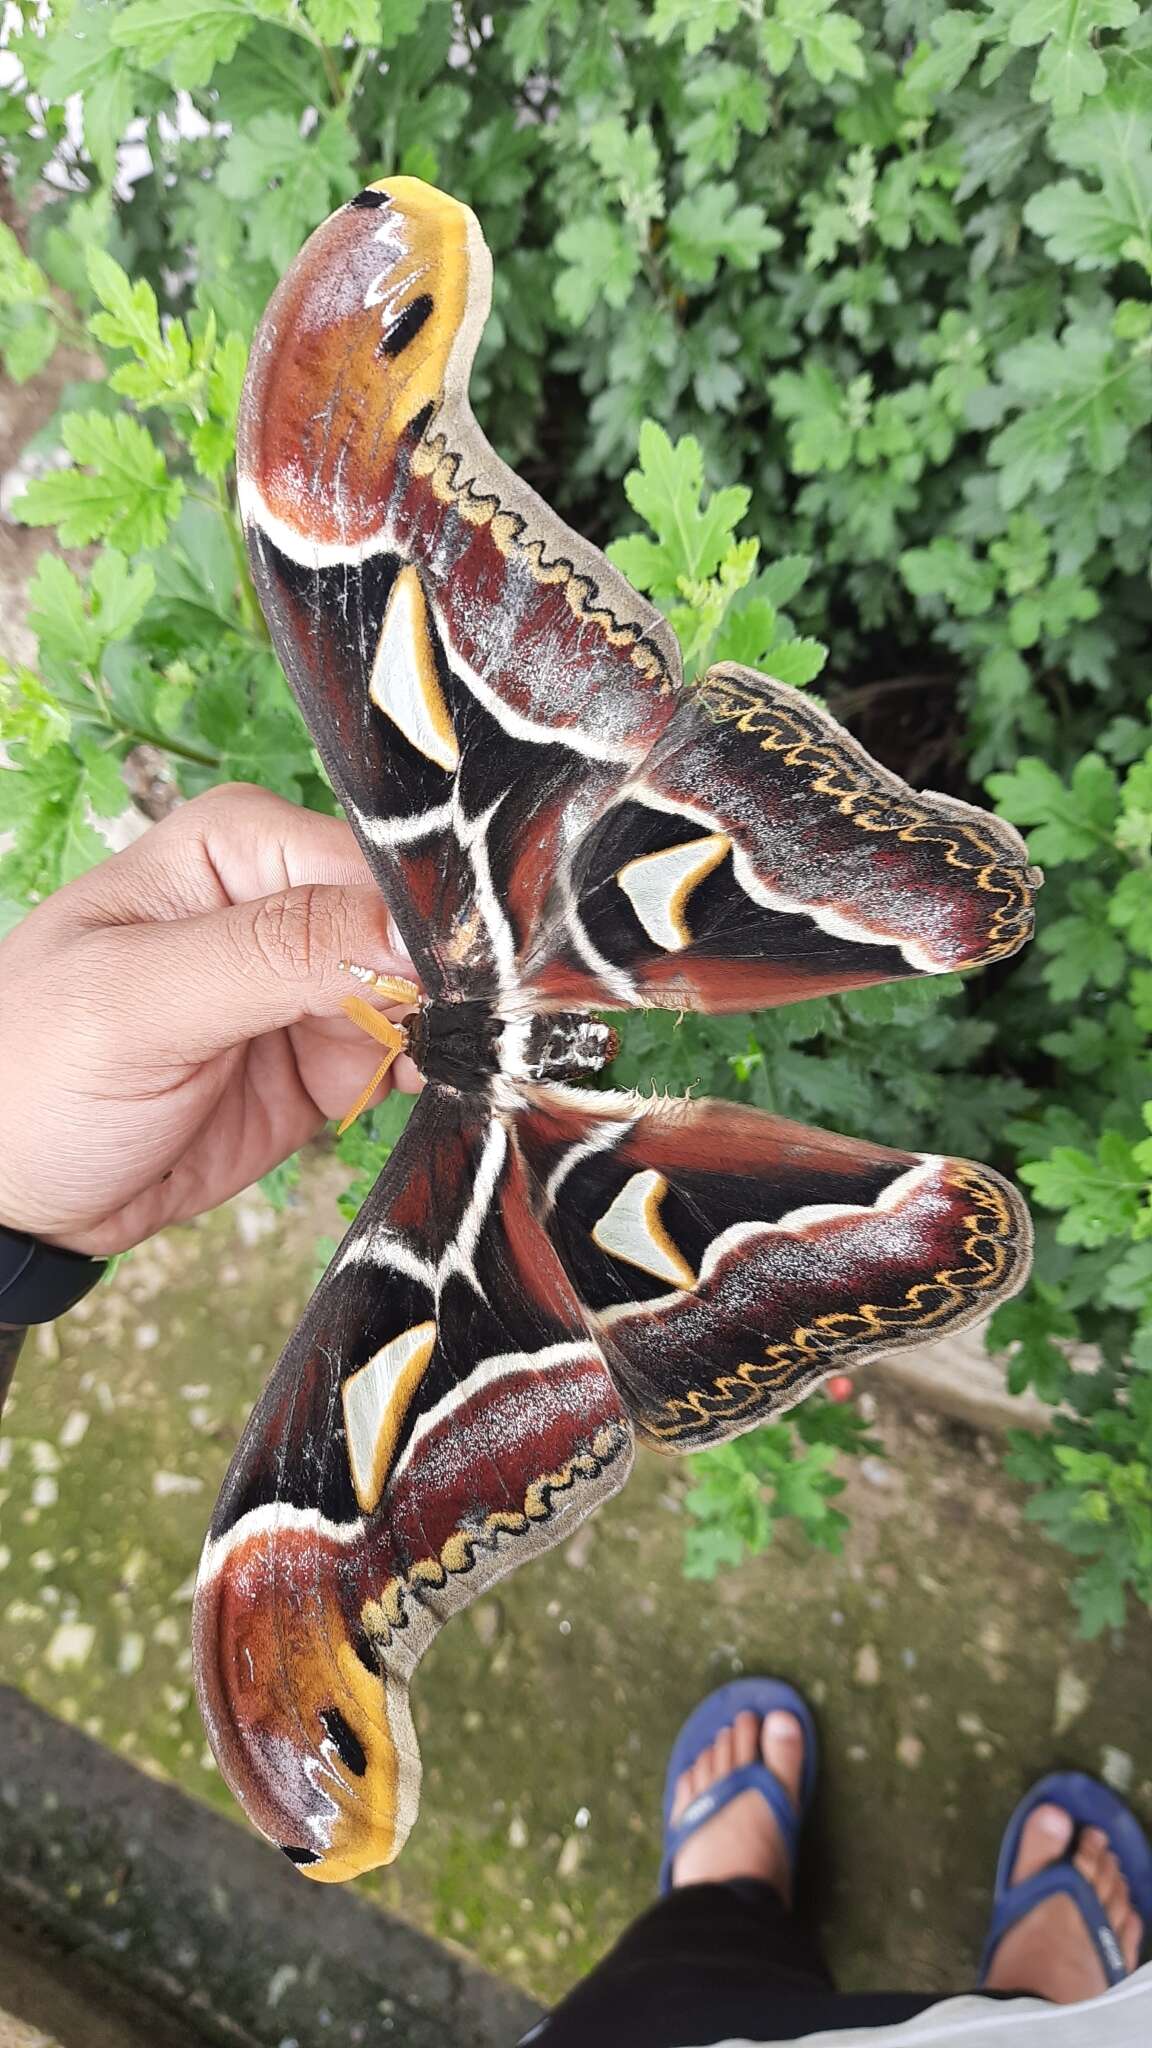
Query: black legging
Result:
<box><xmin>522</xmin><ymin>1879</ymin><xmax>1014</xmax><ymax>2046</ymax></box>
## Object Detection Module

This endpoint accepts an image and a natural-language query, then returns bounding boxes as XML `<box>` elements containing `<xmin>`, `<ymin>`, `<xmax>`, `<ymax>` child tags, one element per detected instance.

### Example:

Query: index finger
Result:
<box><xmin>69</xmin><ymin>784</ymin><xmax>379</xmax><ymax>929</ymax></box>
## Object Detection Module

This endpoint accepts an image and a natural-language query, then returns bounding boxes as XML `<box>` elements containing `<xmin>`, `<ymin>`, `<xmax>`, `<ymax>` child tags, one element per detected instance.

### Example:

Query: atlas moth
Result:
<box><xmin>193</xmin><ymin>178</ymin><xmax>1039</xmax><ymax>1881</ymax></box>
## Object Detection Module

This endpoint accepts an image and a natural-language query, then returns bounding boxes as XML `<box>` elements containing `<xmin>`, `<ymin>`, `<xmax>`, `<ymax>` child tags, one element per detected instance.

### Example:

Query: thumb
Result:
<box><xmin>110</xmin><ymin>881</ymin><xmax>417</xmax><ymax>1066</ymax></box>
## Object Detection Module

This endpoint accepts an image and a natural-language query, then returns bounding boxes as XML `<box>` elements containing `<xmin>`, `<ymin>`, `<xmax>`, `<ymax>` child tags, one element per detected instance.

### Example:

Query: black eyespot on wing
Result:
<box><xmin>350</xmin><ymin>1624</ymin><xmax>381</xmax><ymax>1675</ymax></box>
<box><xmin>320</xmin><ymin>1705</ymin><xmax>368</xmax><ymax>1777</ymax></box>
<box><xmin>350</xmin><ymin>187</ymin><xmax>389</xmax><ymax>209</ymax></box>
<box><xmin>281</xmin><ymin>1844</ymin><xmax>321</xmax><ymax>1865</ymax></box>
<box><xmin>381</xmin><ymin>293</ymin><xmax>434</xmax><ymax>358</ymax></box>
<box><xmin>409</xmin><ymin>399</ymin><xmax>435</xmax><ymax>442</ymax></box>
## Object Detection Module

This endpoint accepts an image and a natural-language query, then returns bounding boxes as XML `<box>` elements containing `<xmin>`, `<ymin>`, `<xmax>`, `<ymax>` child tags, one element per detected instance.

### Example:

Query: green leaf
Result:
<box><xmin>988</xmin><ymin>318</ymin><xmax>1152</xmax><ymax>507</ymax></box>
<box><xmin>0</xmin><ymin>303</ymin><xmax>57</xmax><ymax>384</ymax></box>
<box><xmin>1070</xmin><ymin>1557</ymin><xmax>1130</xmax><ymax>1637</ymax></box>
<box><xmin>0</xmin><ymin>222</ymin><xmax>47</xmax><ymax>306</ymax></box>
<box><xmin>585</xmin><ymin>116</ymin><xmax>664</xmax><ymax>233</ymax></box>
<box><xmin>37</xmin><ymin>0</ymin><xmax>139</xmax><ymax>181</ymax></box>
<box><xmin>1037</xmin><ymin>908</ymin><xmax>1127</xmax><ymax>1000</ymax></box>
<box><xmin>1026</xmin><ymin>177</ymin><xmax>1145</xmax><ymax>269</ymax></box>
<box><xmin>305</xmin><ymin>0</ymin><xmax>382</xmax><ymax>40</ymax></box>
<box><xmin>86</xmin><ymin>246</ymin><xmax>163</xmax><ymax>359</ymax></box>
<box><xmin>376</xmin><ymin>0</ymin><xmax>429</xmax><ymax>45</ymax></box>
<box><xmin>1022</xmin><ymin>1133</ymin><xmax>1145</xmax><ymax>1247</ymax></box>
<box><xmin>90</xmin><ymin>549</ymin><xmax>157</xmax><ymax>646</ymax></box>
<box><xmin>26</xmin><ymin>555</ymin><xmax>100</xmax><ymax>677</ymax></box>
<box><xmin>0</xmin><ymin>661</ymin><xmax>71</xmax><ymax>758</ymax></box>
<box><xmin>1008</xmin><ymin>0</ymin><xmax>1140</xmax><ymax>118</ymax></box>
<box><xmin>763</xmin><ymin>637</ymin><xmax>827</xmax><ymax>687</ymax></box>
<box><xmin>554</xmin><ymin>216</ymin><xmax>639</xmax><ymax>324</ymax></box>
<box><xmin>763</xmin><ymin>0</ymin><xmax>866</xmax><ymax>85</ymax></box>
<box><xmin>13</xmin><ymin>412</ymin><xmax>183</xmax><ymax>551</ymax></box>
<box><xmin>258</xmin><ymin>1151</ymin><xmax>303</xmax><ymax>1210</ymax></box>
<box><xmin>769</xmin><ymin>362</ymin><xmax>858</xmax><ymax>473</ymax></box>
<box><xmin>218</xmin><ymin>111</ymin><xmax>359</xmax><ymax>272</ymax></box>
<box><xmin>0</xmin><ymin>224</ymin><xmax>57</xmax><ymax>382</ymax></box>
<box><xmin>111</xmin><ymin>0</ymin><xmax>286</xmax><ymax>89</ymax></box>
<box><xmin>900</xmin><ymin>537</ymin><xmax>998</xmax><ymax>616</ymax></box>
<box><xmin>681</xmin><ymin>61</ymin><xmax>770</xmax><ymax>178</ymax></box>
<box><xmin>667</xmin><ymin>182</ymin><xmax>780</xmax><ymax>288</ymax></box>
<box><xmin>0</xmin><ymin>742</ymin><xmax>131</xmax><ymax>900</ymax></box>
<box><xmin>610</xmin><ymin>422</ymin><xmax>750</xmax><ymax>597</ymax></box>
<box><xmin>755</xmin><ymin>555</ymin><xmax>813</xmax><ymax>609</ymax></box>
<box><xmin>906</xmin><ymin>11</ymin><xmax>987</xmax><ymax>101</ymax></box>
<box><xmin>986</xmin><ymin>753</ymin><xmax>1119</xmax><ymax>864</ymax></box>
<box><xmin>1025</xmin><ymin>91</ymin><xmax>1152</xmax><ymax>268</ymax></box>
<box><xmin>646</xmin><ymin>0</ymin><xmax>741</xmax><ymax>56</ymax></box>
<box><xmin>989</xmin><ymin>1287</ymin><xmax>1077</xmax><ymax>1402</ymax></box>
<box><xmin>1109</xmin><ymin>868</ymin><xmax>1152</xmax><ymax>956</ymax></box>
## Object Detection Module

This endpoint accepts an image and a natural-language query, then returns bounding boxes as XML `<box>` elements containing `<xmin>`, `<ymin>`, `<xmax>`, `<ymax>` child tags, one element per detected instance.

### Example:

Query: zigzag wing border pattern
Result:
<box><xmin>514</xmin><ymin>1085</ymin><xmax>1032</xmax><ymax>1454</ymax></box>
<box><xmin>697</xmin><ymin>670</ymin><xmax>1039</xmax><ymax>968</ymax></box>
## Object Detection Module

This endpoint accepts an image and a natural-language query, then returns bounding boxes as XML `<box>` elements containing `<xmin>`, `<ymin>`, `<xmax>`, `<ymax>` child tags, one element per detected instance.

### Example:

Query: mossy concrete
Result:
<box><xmin>2</xmin><ymin>1149</ymin><xmax>1150</xmax><ymax>2016</ymax></box>
<box><xmin>0</xmin><ymin>1684</ymin><xmax>539</xmax><ymax>2048</ymax></box>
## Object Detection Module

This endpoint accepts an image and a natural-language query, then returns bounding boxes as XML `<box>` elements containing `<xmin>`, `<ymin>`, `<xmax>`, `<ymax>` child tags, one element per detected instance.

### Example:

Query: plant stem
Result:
<box><xmin>342</xmin><ymin>45</ymin><xmax>372</xmax><ymax>107</ymax></box>
<box><xmin>213</xmin><ymin>476</ymin><xmax>265</xmax><ymax>638</ymax></box>
<box><xmin>55</xmin><ymin>689</ymin><xmax>221</xmax><ymax>770</ymax></box>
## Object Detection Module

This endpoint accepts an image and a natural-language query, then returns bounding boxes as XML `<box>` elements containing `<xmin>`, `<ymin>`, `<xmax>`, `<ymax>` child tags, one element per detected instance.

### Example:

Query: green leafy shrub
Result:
<box><xmin>682</xmin><ymin>1396</ymin><xmax>884</xmax><ymax>1578</ymax></box>
<box><xmin>2</xmin><ymin>0</ymin><xmax>1151</xmax><ymax>1634</ymax></box>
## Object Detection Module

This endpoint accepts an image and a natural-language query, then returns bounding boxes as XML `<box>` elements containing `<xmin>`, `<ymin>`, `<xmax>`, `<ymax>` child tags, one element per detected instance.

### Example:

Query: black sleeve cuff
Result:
<box><xmin>0</xmin><ymin>1226</ymin><xmax>109</xmax><ymax>1325</ymax></box>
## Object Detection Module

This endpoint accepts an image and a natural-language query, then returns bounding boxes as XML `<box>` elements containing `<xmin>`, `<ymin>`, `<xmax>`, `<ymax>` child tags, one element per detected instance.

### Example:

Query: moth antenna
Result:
<box><xmin>337</xmin><ymin>997</ymin><xmax>410</xmax><ymax>1132</ymax></box>
<box><xmin>341</xmin><ymin>993</ymin><xmax>411</xmax><ymax>1050</ymax></box>
<box><xmin>336</xmin><ymin>1056</ymin><xmax>399</xmax><ymax>1136</ymax></box>
<box><xmin>339</xmin><ymin>961</ymin><xmax>421</xmax><ymax>1007</ymax></box>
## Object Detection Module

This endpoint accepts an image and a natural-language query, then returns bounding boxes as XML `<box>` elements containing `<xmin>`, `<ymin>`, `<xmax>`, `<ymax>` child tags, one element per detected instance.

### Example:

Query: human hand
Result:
<box><xmin>0</xmin><ymin>783</ymin><xmax>422</xmax><ymax>1257</ymax></box>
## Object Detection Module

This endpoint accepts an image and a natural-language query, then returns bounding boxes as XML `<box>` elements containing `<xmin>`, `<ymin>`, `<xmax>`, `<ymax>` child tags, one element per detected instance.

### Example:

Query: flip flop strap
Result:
<box><xmin>981</xmin><ymin>1863</ymin><xmax>1129</xmax><ymax>1989</ymax></box>
<box><xmin>662</xmin><ymin>1760</ymin><xmax>800</xmax><ymax>1875</ymax></box>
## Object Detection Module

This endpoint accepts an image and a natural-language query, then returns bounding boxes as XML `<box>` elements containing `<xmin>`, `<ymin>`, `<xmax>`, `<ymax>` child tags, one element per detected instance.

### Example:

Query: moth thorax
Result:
<box><xmin>516</xmin><ymin>1013</ymin><xmax>620</xmax><ymax>1084</ymax></box>
<box><xmin>405</xmin><ymin>999</ymin><xmax>501</xmax><ymax>1091</ymax></box>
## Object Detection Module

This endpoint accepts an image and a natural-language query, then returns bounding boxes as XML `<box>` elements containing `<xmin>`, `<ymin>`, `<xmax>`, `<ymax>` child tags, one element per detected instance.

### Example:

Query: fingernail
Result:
<box><xmin>1037</xmin><ymin>1805</ymin><xmax>1071</xmax><ymax>1837</ymax></box>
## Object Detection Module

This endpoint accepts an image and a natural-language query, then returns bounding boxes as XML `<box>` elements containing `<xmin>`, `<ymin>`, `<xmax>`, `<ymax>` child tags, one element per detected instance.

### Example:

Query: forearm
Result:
<box><xmin>0</xmin><ymin>1323</ymin><xmax>26</xmax><ymax>1420</ymax></box>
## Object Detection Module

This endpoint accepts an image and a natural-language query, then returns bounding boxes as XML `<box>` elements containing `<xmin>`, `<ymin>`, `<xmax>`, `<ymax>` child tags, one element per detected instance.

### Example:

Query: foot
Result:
<box><xmin>983</xmin><ymin>1803</ymin><xmax>1144</xmax><ymax>2002</ymax></box>
<box><xmin>670</xmin><ymin>1709</ymin><xmax>805</xmax><ymax>1904</ymax></box>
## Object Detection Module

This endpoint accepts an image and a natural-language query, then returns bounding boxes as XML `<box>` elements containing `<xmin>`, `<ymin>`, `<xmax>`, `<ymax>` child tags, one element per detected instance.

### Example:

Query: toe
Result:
<box><xmin>1119</xmin><ymin>1904</ymin><xmax>1144</xmax><ymax>1973</ymax></box>
<box><xmin>670</xmin><ymin>1766</ymin><xmax>695</xmax><ymax>1823</ymax></box>
<box><xmin>1012</xmin><ymin>1802</ymin><xmax>1074</xmax><ymax>1884</ymax></box>
<box><xmin>761</xmin><ymin>1711</ymin><xmax>806</xmax><ymax>1808</ymax></box>
<box><xmin>1074</xmin><ymin>1826</ymin><xmax>1109</xmax><ymax>1889</ymax></box>
<box><xmin>732</xmin><ymin>1710</ymin><xmax>760</xmax><ymax>1769</ymax></box>
<box><xmin>1082</xmin><ymin>1843</ymin><xmax>1127</xmax><ymax>1919</ymax></box>
<box><xmin>712</xmin><ymin>1723</ymin><xmax>735</xmax><ymax>1787</ymax></box>
<box><xmin>689</xmin><ymin>1740</ymin><xmax>717</xmax><ymax>1801</ymax></box>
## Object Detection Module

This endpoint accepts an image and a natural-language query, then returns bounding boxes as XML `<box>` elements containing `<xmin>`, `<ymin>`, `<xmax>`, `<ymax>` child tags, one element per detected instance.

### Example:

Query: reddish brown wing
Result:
<box><xmin>193</xmin><ymin>1084</ymin><xmax>631</xmax><ymax>1882</ymax></box>
<box><xmin>522</xmin><ymin>667</ymin><xmax>1041</xmax><ymax>1015</ymax></box>
<box><xmin>514</xmin><ymin>1082</ymin><xmax>1032</xmax><ymax>1450</ymax></box>
<box><xmin>236</xmin><ymin>177</ymin><xmax>679</xmax><ymax>1002</ymax></box>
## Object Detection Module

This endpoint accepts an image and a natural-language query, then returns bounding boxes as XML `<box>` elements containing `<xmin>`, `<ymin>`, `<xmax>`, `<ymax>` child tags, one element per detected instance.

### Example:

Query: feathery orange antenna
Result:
<box><xmin>338</xmin><ymin>961</ymin><xmax>421</xmax><ymax>1007</ymax></box>
<box><xmin>337</xmin><ymin>979</ymin><xmax>420</xmax><ymax>1135</ymax></box>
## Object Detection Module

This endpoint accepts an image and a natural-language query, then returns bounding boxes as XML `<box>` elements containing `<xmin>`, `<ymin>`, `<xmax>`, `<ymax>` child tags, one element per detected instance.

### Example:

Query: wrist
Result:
<box><xmin>0</xmin><ymin>1224</ymin><xmax>108</xmax><ymax>1326</ymax></box>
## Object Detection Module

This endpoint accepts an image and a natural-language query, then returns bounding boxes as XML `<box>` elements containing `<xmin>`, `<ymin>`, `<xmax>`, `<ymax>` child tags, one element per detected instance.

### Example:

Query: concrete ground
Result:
<box><xmin>1</xmin><ymin>1150</ymin><xmax>1150</xmax><ymax>2016</ymax></box>
<box><xmin>0</xmin><ymin>1920</ymin><xmax>201</xmax><ymax>2048</ymax></box>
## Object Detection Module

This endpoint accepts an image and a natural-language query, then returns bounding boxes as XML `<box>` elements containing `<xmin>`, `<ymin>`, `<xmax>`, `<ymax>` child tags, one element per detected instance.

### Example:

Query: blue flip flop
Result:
<box><xmin>659</xmin><ymin>1677</ymin><xmax>817</xmax><ymax>1896</ymax></box>
<box><xmin>979</xmin><ymin>1771</ymin><xmax>1152</xmax><ymax>1989</ymax></box>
